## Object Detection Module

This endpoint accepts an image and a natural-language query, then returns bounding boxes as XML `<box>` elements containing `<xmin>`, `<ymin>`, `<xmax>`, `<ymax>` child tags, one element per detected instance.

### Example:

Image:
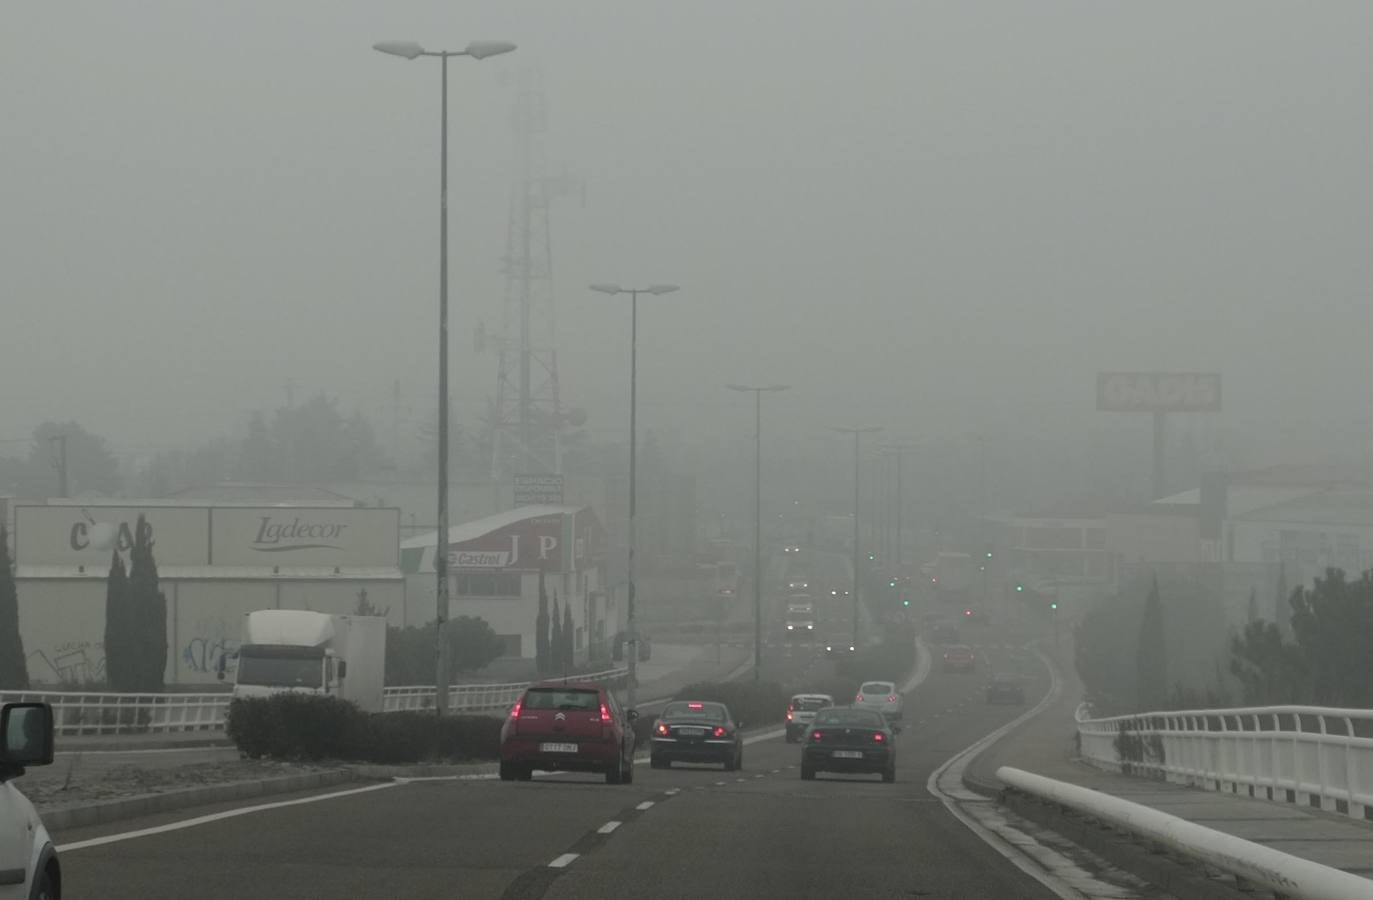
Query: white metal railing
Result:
<box><xmin>1075</xmin><ymin>703</ymin><xmax>1373</xmax><ymax>821</ymax></box>
<box><xmin>1</xmin><ymin>667</ymin><xmax>630</xmax><ymax>737</ymax></box>
<box><xmin>999</xmin><ymin>766</ymin><xmax>1373</xmax><ymax>900</ymax></box>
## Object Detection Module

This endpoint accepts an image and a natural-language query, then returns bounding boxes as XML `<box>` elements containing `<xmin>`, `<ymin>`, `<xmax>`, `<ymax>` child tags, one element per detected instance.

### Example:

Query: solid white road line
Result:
<box><xmin>597</xmin><ymin>821</ymin><xmax>622</xmax><ymax>834</ymax></box>
<box><xmin>59</xmin><ymin>781</ymin><xmax>399</xmax><ymax>852</ymax></box>
<box><xmin>548</xmin><ymin>853</ymin><xmax>579</xmax><ymax>868</ymax></box>
<box><xmin>635</xmin><ymin>800</ymin><xmax>655</xmax><ymax>810</ymax></box>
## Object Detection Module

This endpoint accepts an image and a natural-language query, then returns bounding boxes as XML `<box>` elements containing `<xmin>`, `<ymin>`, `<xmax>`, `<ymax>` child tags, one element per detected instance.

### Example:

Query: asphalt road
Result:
<box><xmin>53</xmin><ymin>622</ymin><xmax>1059</xmax><ymax>900</ymax></box>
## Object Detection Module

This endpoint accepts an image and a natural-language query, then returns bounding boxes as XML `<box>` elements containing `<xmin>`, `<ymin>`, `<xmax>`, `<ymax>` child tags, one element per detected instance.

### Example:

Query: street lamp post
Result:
<box><xmin>832</xmin><ymin>426</ymin><xmax>882</xmax><ymax>649</ymax></box>
<box><xmin>727</xmin><ymin>384</ymin><xmax>790</xmax><ymax>683</ymax></box>
<box><xmin>589</xmin><ymin>283</ymin><xmax>680</xmax><ymax>710</ymax></box>
<box><xmin>883</xmin><ymin>444</ymin><xmax>919</xmax><ymax>615</ymax></box>
<box><xmin>374</xmin><ymin>38</ymin><xmax>516</xmax><ymax>716</ymax></box>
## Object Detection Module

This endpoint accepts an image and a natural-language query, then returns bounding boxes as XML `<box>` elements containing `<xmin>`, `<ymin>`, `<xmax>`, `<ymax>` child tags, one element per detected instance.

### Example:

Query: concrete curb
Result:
<box><xmin>346</xmin><ymin>761</ymin><xmax>496</xmax><ymax>779</ymax></box>
<box><xmin>41</xmin><ymin>769</ymin><xmax>361</xmax><ymax>831</ymax></box>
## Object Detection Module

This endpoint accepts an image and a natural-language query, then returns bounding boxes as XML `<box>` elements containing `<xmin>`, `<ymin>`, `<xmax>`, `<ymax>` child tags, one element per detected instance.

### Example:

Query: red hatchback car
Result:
<box><xmin>499</xmin><ymin>681</ymin><xmax>639</xmax><ymax>784</ymax></box>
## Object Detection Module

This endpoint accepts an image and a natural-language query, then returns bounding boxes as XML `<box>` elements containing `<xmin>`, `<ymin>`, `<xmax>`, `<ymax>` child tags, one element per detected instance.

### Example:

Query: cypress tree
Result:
<box><xmin>0</xmin><ymin>524</ymin><xmax>28</xmax><ymax>689</ymax></box>
<box><xmin>561</xmin><ymin>593</ymin><xmax>574</xmax><ymax>671</ymax></box>
<box><xmin>550</xmin><ymin>595</ymin><xmax>563</xmax><ymax>676</ymax></box>
<box><xmin>103</xmin><ymin>549</ymin><xmax>130</xmax><ymax>690</ymax></box>
<box><xmin>535</xmin><ymin>568</ymin><xmax>550</xmax><ymax>674</ymax></box>
<box><xmin>127</xmin><ymin>515</ymin><xmax>167</xmax><ymax>692</ymax></box>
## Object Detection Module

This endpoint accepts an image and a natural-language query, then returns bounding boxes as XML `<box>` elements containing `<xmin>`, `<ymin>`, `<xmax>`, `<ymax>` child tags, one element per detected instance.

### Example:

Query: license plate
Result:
<box><xmin>540</xmin><ymin>742</ymin><xmax>578</xmax><ymax>753</ymax></box>
<box><xmin>678</xmin><ymin>727</ymin><xmax>705</xmax><ymax>737</ymax></box>
<box><xmin>832</xmin><ymin>750</ymin><xmax>863</xmax><ymax>759</ymax></box>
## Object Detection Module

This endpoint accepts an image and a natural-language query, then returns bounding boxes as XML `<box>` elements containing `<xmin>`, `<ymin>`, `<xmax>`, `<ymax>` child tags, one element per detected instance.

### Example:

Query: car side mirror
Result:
<box><xmin>627</xmin><ymin>709</ymin><xmax>639</xmax><ymax>721</ymax></box>
<box><xmin>0</xmin><ymin>703</ymin><xmax>55</xmax><ymax>772</ymax></box>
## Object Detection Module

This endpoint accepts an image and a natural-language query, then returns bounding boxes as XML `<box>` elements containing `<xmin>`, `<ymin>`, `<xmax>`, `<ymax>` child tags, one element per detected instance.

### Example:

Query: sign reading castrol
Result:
<box><xmin>1096</xmin><ymin>372</ymin><xmax>1222</xmax><ymax>413</ymax></box>
<box><xmin>447</xmin><ymin>515</ymin><xmax>562</xmax><ymax>573</ymax></box>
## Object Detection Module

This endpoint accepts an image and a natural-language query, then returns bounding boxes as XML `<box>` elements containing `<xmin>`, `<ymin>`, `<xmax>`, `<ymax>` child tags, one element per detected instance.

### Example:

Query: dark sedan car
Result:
<box><xmin>650</xmin><ymin>700</ymin><xmax>744</xmax><ymax>770</ymax></box>
<box><xmin>985</xmin><ymin>675</ymin><xmax>1026</xmax><ymax>705</ymax></box>
<box><xmin>800</xmin><ymin>707</ymin><xmax>896</xmax><ymax>783</ymax></box>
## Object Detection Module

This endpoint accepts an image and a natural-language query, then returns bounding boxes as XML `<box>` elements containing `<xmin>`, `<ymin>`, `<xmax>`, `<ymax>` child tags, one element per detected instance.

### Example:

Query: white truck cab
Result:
<box><xmin>0</xmin><ymin>702</ymin><xmax>59</xmax><ymax>900</ymax></box>
<box><xmin>220</xmin><ymin>610</ymin><xmax>387</xmax><ymax>712</ymax></box>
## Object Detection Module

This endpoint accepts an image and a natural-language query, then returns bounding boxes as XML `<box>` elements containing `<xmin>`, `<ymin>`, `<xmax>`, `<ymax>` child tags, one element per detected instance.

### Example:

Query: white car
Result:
<box><xmin>854</xmin><ymin>680</ymin><xmax>904</xmax><ymax>723</ymax></box>
<box><xmin>0</xmin><ymin>703</ymin><xmax>59</xmax><ymax>900</ymax></box>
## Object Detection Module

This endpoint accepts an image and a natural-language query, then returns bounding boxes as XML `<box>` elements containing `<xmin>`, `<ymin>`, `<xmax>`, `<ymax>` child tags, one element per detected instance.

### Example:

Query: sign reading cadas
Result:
<box><xmin>1096</xmin><ymin>372</ymin><xmax>1222</xmax><ymax>413</ymax></box>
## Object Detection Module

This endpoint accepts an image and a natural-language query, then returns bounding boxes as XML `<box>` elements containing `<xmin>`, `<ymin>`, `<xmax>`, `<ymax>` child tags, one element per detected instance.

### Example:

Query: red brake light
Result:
<box><xmin>600</xmin><ymin>702</ymin><xmax>613</xmax><ymax>724</ymax></box>
<box><xmin>509</xmin><ymin>698</ymin><xmax>522</xmax><ymax>718</ymax></box>
<box><xmin>655</xmin><ymin>721</ymin><xmax>669</xmax><ymax>736</ymax></box>
<box><xmin>855</xmin><ymin>693</ymin><xmax>865</xmax><ymax>703</ymax></box>
<box><xmin>809</xmin><ymin>730</ymin><xmax>823</xmax><ymax>742</ymax></box>
<box><xmin>872</xmin><ymin>732</ymin><xmax>885</xmax><ymax>742</ymax></box>
<box><xmin>688</xmin><ymin>702</ymin><xmax>704</xmax><ymax>709</ymax></box>
<box><xmin>887</xmin><ymin>695</ymin><xmax>898</xmax><ymax>703</ymax></box>
<box><xmin>713</xmin><ymin>726</ymin><xmax>726</xmax><ymax>738</ymax></box>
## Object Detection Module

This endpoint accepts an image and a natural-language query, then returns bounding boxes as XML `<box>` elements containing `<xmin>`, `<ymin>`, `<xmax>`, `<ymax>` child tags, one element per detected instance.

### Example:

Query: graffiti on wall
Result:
<box><xmin>27</xmin><ymin>641</ymin><xmax>105</xmax><ymax>685</ymax></box>
<box><xmin>181</xmin><ymin>619</ymin><xmax>240</xmax><ymax>675</ymax></box>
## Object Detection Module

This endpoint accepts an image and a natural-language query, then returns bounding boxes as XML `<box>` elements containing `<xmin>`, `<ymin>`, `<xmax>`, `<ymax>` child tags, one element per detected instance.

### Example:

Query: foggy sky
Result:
<box><xmin>4</xmin><ymin>1</ymin><xmax>1372</xmax><ymax>471</ymax></box>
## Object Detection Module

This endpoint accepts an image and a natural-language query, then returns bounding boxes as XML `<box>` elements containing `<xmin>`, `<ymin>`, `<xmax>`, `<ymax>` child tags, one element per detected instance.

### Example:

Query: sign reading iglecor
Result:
<box><xmin>1096</xmin><ymin>372</ymin><xmax>1222</xmax><ymax>413</ymax></box>
<box><xmin>210</xmin><ymin>507</ymin><xmax>399</xmax><ymax>568</ymax></box>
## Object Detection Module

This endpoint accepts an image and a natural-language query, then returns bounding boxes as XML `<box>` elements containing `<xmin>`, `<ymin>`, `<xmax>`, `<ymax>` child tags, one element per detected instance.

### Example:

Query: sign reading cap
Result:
<box><xmin>1096</xmin><ymin>372</ymin><xmax>1221</xmax><ymax>413</ymax></box>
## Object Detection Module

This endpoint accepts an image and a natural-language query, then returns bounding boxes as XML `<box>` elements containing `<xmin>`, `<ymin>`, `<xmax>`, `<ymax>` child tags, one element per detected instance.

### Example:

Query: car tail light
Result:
<box><xmin>887</xmin><ymin>695</ymin><xmax>898</xmax><ymax>703</ymax></box>
<box><xmin>688</xmin><ymin>702</ymin><xmax>704</xmax><ymax>709</ymax></box>
<box><xmin>786</xmin><ymin>707</ymin><xmax>794</xmax><ymax>722</ymax></box>
<box><xmin>713</xmin><ymin>726</ymin><xmax>726</xmax><ymax>738</ymax></box>
<box><xmin>655</xmin><ymin>722</ymin><xmax>669</xmax><ymax>736</ymax></box>
<box><xmin>809</xmin><ymin>730</ymin><xmax>823</xmax><ymax>742</ymax></box>
<box><xmin>872</xmin><ymin>732</ymin><xmax>885</xmax><ymax>742</ymax></box>
<box><xmin>855</xmin><ymin>693</ymin><xmax>865</xmax><ymax>703</ymax></box>
<box><xmin>600</xmin><ymin>702</ymin><xmax>613</xmax><ymax>724</ymax></box>
<box><xmin>509</xmin><ymin>698</ymin><xmax>523</xmax><ymax>718</ymax></box>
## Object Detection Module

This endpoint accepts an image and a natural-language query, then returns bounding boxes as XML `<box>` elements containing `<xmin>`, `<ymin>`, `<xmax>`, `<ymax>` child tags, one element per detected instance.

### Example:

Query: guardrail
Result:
<box><xmin>998</xmin><ymin>766</ymin><xmax>1373</xmax><ymax>900</ymax></box>
<box><xmin>1</xmin><ymin>667</ymin><xmax>630</xmax><ymax>737</ymax></box>
<box><xmin>1075</xmin><ymin>703</ymin><xmax>1373</xmax><ymax>821</ymax></box>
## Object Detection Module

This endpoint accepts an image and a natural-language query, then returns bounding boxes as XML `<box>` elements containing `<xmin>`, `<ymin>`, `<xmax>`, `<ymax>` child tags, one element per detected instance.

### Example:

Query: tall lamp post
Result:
<box><xmin>373</xmin><ymin>38</ymin><xmax>516</xmax><ymax>716</ymax></box>
<box><xmin>589</xmin><ymin>283</ymin><xmax>680</xmax><ymax>709</ymax></box>
<box><xmin>883</xmin><ymin>443</ymin><xmax>919</xmax><ymax>614</ymax></box>
<box><xmin>832</xmin><ymin>426</ymin><xmax>883</xmax><ymax>649</ymax></box>
<box><xmin>727</xmin><ymin>384</ymin><xmax>790</xmax><ymax>682</ymax></box>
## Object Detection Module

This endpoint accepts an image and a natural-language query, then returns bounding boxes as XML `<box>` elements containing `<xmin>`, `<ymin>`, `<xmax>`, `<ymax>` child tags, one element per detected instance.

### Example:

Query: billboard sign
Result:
<box><xmin>210</xmin><ymin>507</ymin><xmax>399</xmax><ymax>568</ymax></box>
<box><xmin>15</xmin><ymin>505</ymin><xmax>210</xmax><ymax>567</ymax></box>
<box><xmin>446</xmin><ymin>514</ymin><xmax>564</xmax><ymax>573</ymax></box>
<box><xmin>1096</xmin><ymin>372</ymin><xmax>1222</xmax><ymax>413</ymax></box>
<box><xmin>514</xmin><ymin>474</ymin><xmax>564</xmax><ymax>507</ymax></box>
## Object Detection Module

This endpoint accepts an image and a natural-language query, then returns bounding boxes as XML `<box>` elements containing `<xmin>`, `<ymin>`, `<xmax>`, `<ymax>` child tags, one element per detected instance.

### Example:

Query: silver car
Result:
<box><xmin>853</xmin><ymin>680</ymin><xmax>904</xmax><ymax>723</ymax></box>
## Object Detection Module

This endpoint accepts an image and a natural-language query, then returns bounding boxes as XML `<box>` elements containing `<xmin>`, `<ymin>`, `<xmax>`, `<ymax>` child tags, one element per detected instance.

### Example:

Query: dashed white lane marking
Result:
<box><xmin>597</xmin><ymin>821</ymin><xmax>622</xmax><ymax>834</ymax></box>
<box><xmin>735</xmin><ymin>777</ymin><xmax>747</xmax><ymax>782</ymax></box>
<box><xmin>548</xmin><ymin>853</ymin><xmax>580</xmax><ymax>868</ymax></box>
<box><xmin>753</xmin><ymin>774</ymin><xmax>764</xmax><ymax>779</ymax></box>
<box><xmin>715</xmin><ymin>780</ymin><xmax>727</xmax><ymax>786</ymax></box>
<box><xmin>635</xmin><ymin>800</ymin><xmax>655</xmax><ymax>811</ymax></box>
<box><xmin>665</xmin><ymin>788</ymin><xmax>680</xmax><ymax>796</ymax></box>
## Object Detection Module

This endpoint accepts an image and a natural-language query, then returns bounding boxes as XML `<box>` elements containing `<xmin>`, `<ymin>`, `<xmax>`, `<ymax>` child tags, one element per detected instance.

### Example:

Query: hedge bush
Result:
<box><xmin>226</xmin><ymin>695</ymin><xmax>499</xmax><ymax>763</ymax></box>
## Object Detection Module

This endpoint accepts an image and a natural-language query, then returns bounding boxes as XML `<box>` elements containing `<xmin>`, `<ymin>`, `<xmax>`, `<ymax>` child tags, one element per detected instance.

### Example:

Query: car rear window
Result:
<box><xmin>662</xmin><ymin>702</ymin><xmax>726</xmax><ymax>722</ymax></box>
<box><xmin>523</xmin><ymin>688</ymin><xmax>600</xmax><ymax>711</ymax></box>
<box><xmin>792</xmin><ymin>697</ymin><xmax>832</xmax><ymax>711</ymax></box>
<box><xmin>813</xmin><ymin>708</ymin><xmax>884</xmax><ymax>727</ymax></box>
<box><xmin>860</xmin><ymin>682</ymin><xmax>894</xmax><ymax>695</ymax></box>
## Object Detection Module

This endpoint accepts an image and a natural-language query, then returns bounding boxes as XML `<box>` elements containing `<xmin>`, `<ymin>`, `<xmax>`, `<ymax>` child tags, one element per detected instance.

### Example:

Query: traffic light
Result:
<box><xmin>1050</xmin><ymin>601</ymin><xmax>1058</xmax><ymax>611</ymax></box>
<box><xmin>984</xmin><ymin>543</ymin><xmax>993</xmax><ymax>561</ymax></box>
<box><xmin>902</xmin><ymin>598</ymin><xmax>911</xmax><ymax>607</ymax></box>
<box><xmin>1015</xmin><ymin>582</ymin><xmax>1024</xmax><ymax>593</ymax></box>
<box><xmin>888</xmin><ymin>578</ymin><xmax>897</xmax><ymax>588</ymax></box>
<box><xmin>868</xmin><ymin>553</ymin><xmax>876</xmax><ymax>561</ymax></box>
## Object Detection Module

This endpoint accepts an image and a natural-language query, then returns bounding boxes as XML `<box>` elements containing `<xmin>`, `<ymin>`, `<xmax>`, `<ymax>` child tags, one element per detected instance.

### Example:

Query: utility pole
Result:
<box><xmin>49</xmin><ymin>434</ymin><xmax>68</xmax><ymax>498</ymax></box>
<box><xmin>727</xmin><ymin>384</ymin><xmax>790</xmax><ymax>683</ymax></box>
<box><xmin>884</xmin><ymin>444</ymin><xmax>919</xmax><ymax>613</ymax></box>
<box><xmin>833</xmin><ymin>426</ymin><xmax>882</xmax><ymax>649</ymax></box>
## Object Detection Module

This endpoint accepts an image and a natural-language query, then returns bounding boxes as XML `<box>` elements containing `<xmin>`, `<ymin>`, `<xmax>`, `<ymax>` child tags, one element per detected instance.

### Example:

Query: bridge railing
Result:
<box><xmin>1075</xmin><ymin>702</ymin><xmax>1373</xmax><ymax>821</ymax></box>
<box><xmin>1</xmin><ymin>667</ymin><xmax>630</xmax><ymax>737</ymax></box>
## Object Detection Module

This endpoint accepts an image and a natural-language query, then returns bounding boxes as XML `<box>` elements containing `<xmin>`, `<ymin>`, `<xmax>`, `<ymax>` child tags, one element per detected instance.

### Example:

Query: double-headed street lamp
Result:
<box><xmin>726</xmin><ymin>384</ymin><xmax>790</xmax><ymax>683</ymax></box>
<box><xmin>589</xmin><ymin>283</ymin><xmax>680</xmax><ymax>709</ymax></box>
<box><xmin>832</xmin><ymin>426</ymin><xmax>883</xmax><ymax>648</ymax></box>
<box><xmin>374</xmin><ymin>38</ymin><xmax>516</xmax><ymax>716</ymax></box>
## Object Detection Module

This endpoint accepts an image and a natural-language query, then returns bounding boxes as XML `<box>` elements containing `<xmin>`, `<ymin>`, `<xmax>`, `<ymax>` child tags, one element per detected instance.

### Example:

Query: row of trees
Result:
<box><xmin>104</xmin><ymin>515</ymin><xmax>168</xmax><ymax>692</ymax></box>
<box><xmin>535</xmin><ymin>569</ymin><xmax>575</xmax><ymax>676</ymax></box>
<box><xmin>0</xmin><ymin>526</ymin><xmax>27</xmax><ymax>689</ymax></box>
<box><xmin>1231</xmin><ymin>568</ymin><xmax>1373</xmax><ymax>709</ymax></box>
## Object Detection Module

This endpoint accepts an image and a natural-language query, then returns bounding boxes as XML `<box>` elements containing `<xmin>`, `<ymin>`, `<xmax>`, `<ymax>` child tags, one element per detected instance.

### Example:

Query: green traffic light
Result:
<box><xmin>902</xmin><ymin>599</ymin><xmax>910</xmax><ymax>607</ymax></box>
<box><xmin>1015</xmin><ymin>583</ymin><xmax>1024</xmax><ymax>592</ymax></box>
<box><xmin>1050</xmin><ymin>602</ymin><xmax>1058</xmax><ymax>610</ymax></box>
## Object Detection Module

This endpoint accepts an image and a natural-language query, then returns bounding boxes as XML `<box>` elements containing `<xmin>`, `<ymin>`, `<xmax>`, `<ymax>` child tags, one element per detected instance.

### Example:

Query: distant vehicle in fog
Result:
<box><xmin>942</xmin><ymin>644</ymin><xmax>976</xmax><ymax>673</ymax></box>
<box><xmin>785</xmin><ymin>693</ymin><xmax>835</xmax><ymax>742</ymax></box>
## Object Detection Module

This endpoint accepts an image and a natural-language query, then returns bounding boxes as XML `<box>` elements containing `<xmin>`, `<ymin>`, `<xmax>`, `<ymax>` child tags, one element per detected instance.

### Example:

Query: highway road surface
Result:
<box><xmin>52</xmin><ymin>623</ymin><xmax>1064</xmax><ymax>899</ymax></box>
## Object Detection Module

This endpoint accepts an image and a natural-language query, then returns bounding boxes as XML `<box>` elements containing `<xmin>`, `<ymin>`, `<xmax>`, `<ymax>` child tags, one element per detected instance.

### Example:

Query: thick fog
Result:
<box><xmin>4</xmin><ymin>1</ymin><xmax>1373</xmax><ymax>487</ymax></box>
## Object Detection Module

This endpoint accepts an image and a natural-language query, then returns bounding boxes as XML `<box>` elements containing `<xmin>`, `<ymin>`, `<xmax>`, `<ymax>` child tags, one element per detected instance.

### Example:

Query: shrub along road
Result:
<box><xmin>50</xmin><ymin>623</ymin><xmax>1061</xmax><ymax>900</ymax></box>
